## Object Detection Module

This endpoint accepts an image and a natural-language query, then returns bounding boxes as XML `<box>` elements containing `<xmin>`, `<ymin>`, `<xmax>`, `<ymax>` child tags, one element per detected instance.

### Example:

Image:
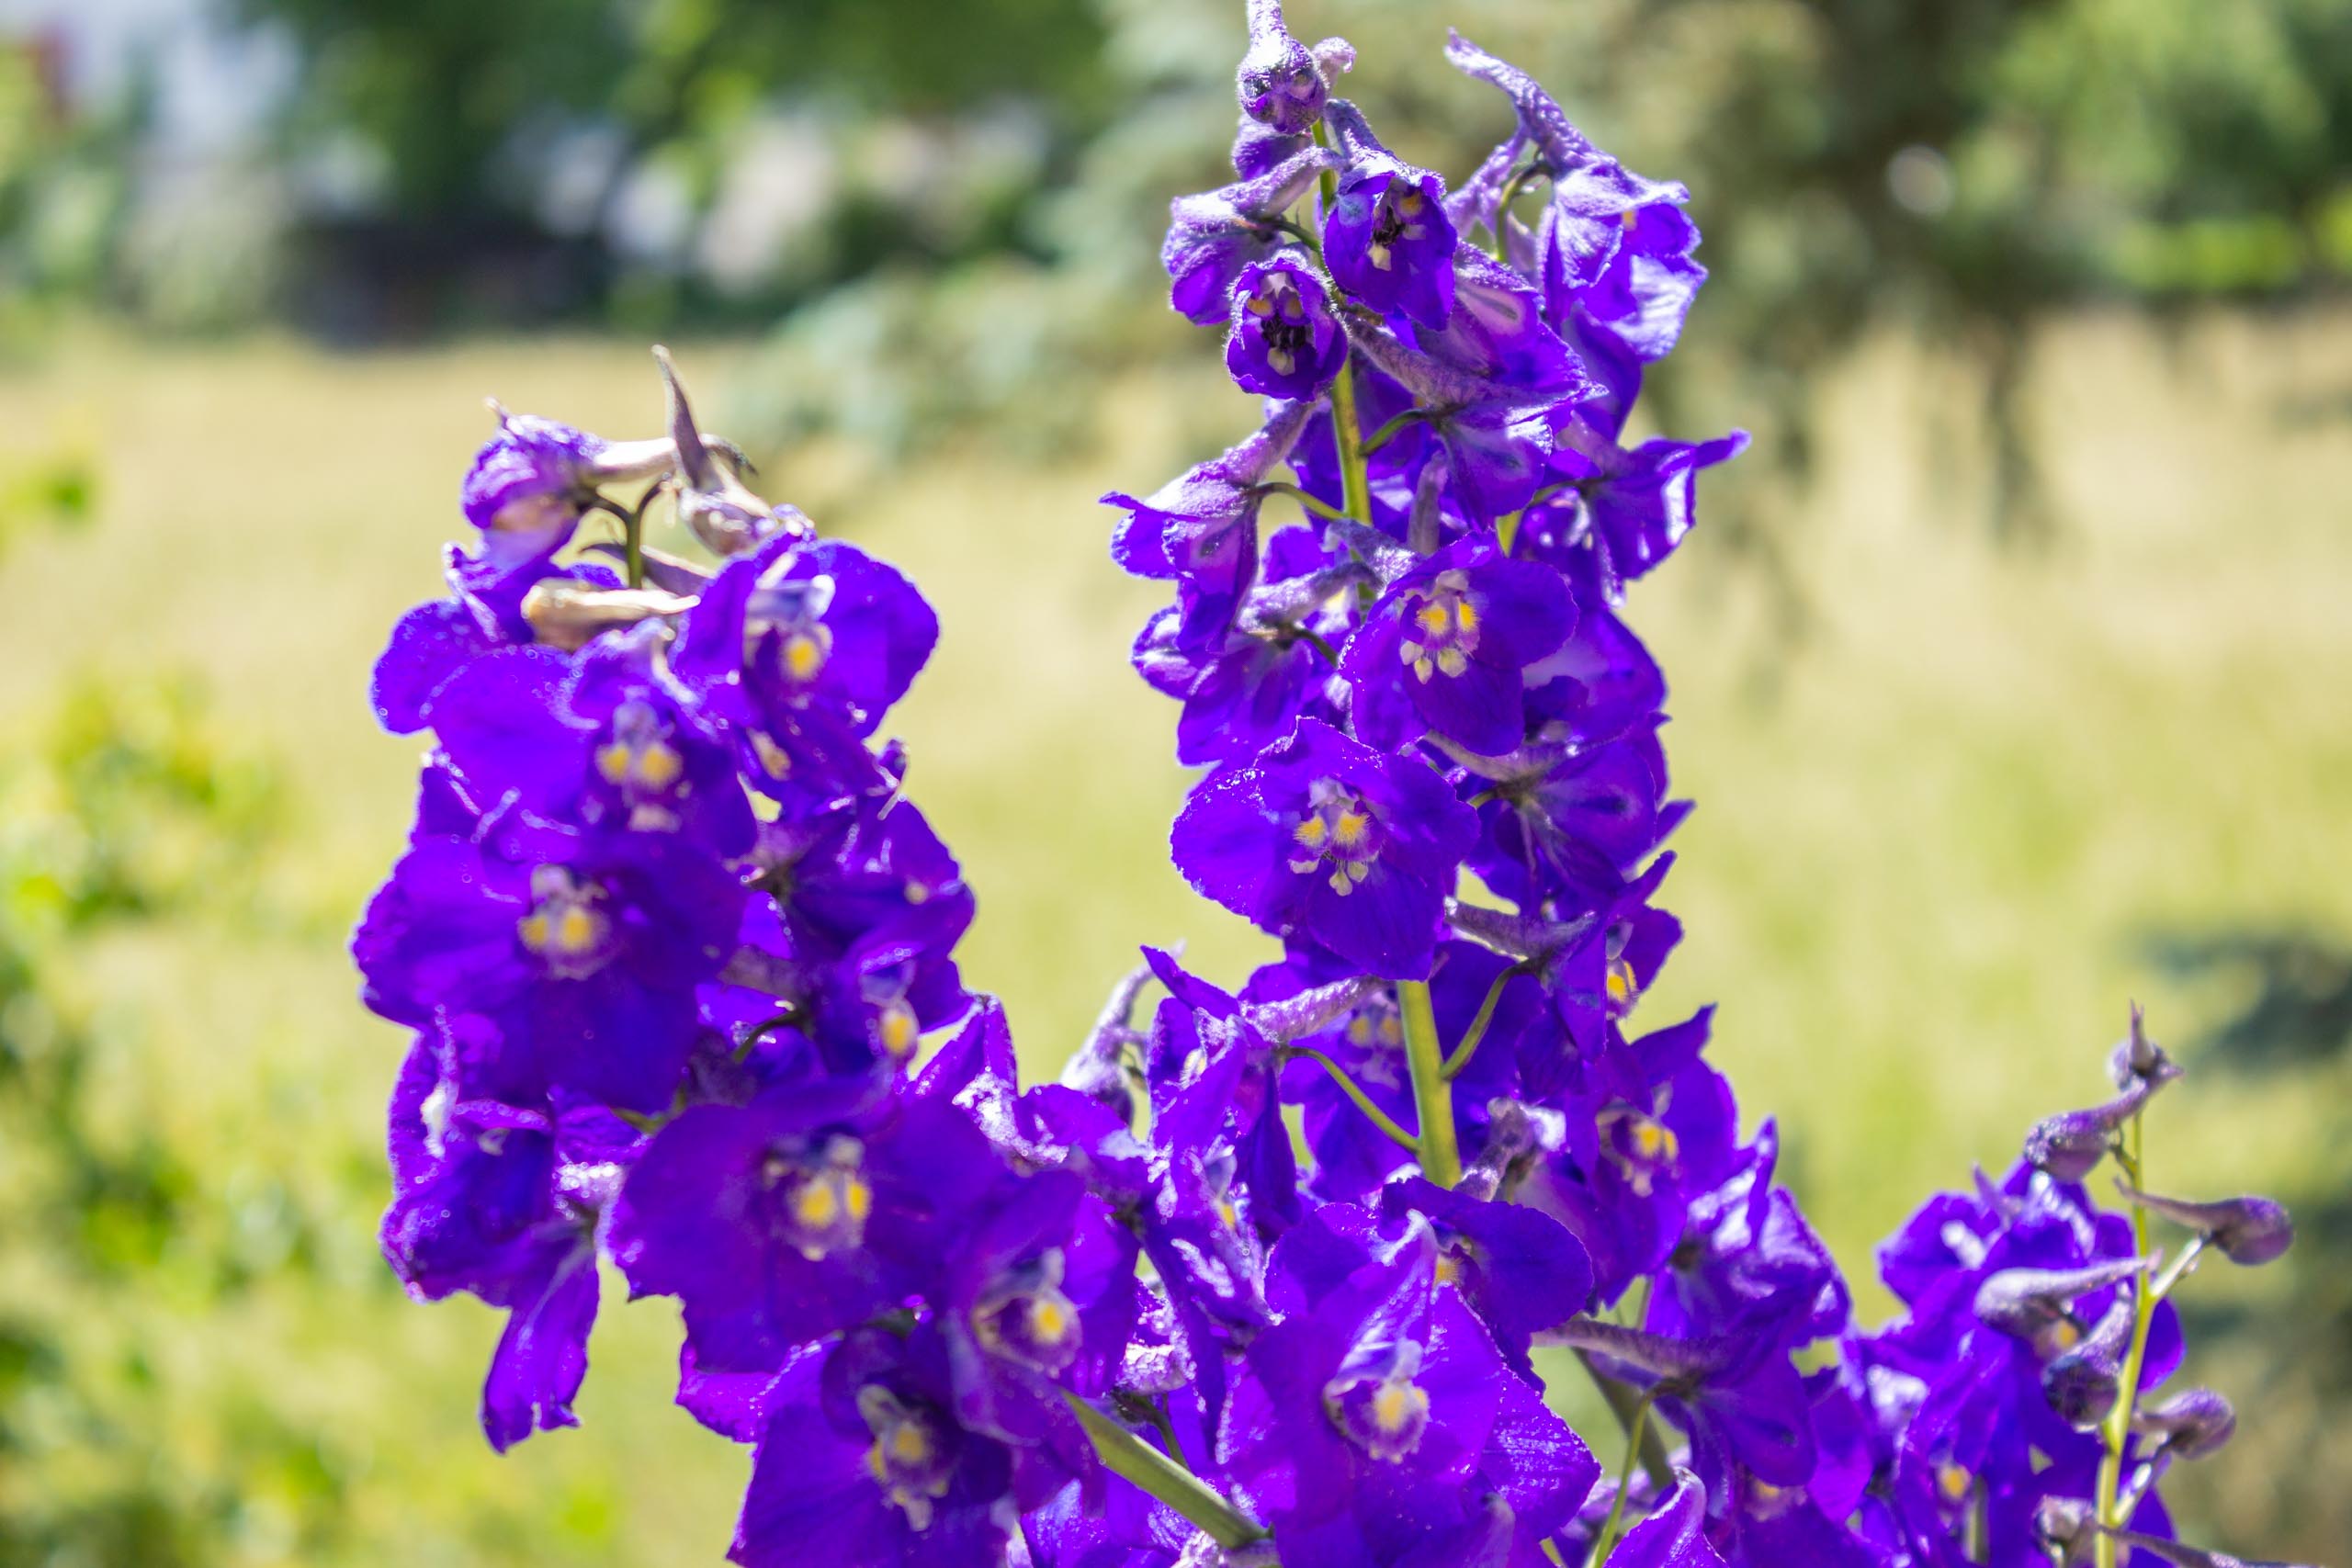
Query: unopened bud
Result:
<box><xmin>2042</xmin><ymin>1299</ymin><xmax>2132</xmax><ymax>1428</ymax></box>
<box><xmin>1237</xmin><ymin>0</ymin><xmax>1328</xmax><ymax>135</ymax></box>
<box><xmin>520</xmin><ymin>581</ymin><xmax>696</xmax><ymax>651</ymax></box>
<box><xmin>653</xmin><ymin>345</ymin><xmax>788</xmax><ymax>558</ymax></box>
<box><xmin>1974</xmin><ymin>1257</ymin><xmax>2143</xmax><ymax>1358</ymax></box>
<box><xmin>2108</xmin><ymin>1001</ymin><xmax>2182</xmax><ymax>1090</ymax></box>
<box><xmin>2024</xmin><ymin>1077</ymin><xmax>2152</xmax><ymax>1181</ymax></box>
<box><xmin>2033</xmin><ymin>1495</ymin><xmax>2098</xmax><ymax>1567</ymax></box>
<box><xmin>2133</xmin><ymin>1388</ymin><xmax>2236</xmax><ymax>1461</ymax></box>
<box><xmin>2115</xmin><ymin>1183</ymin><xmax>2294</xmax><ymax>1266</ymax></box>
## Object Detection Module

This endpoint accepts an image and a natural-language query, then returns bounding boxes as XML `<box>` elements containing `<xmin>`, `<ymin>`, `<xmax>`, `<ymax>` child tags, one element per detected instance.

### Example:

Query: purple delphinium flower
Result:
<box><xmin>1444</xmin><ymin>32</ymin><xmax>1710</xmax><ymax>367</ymax></box>
<box><xmin>354</xmin><ymin>807</ymin><xmax>744</xmax><ymax>1111</ymax></box>
<box><xmin>730</xmin><ymin>1324</ymin><xmax>1039</xmax><ymax>1568</ymax></box>
<box><xmin>1163</xmin><ymin>147</ymin><xmax>1340</xmax><ymax>326</ymax></box>
<box><xmin>381</xmin><ymin>1032</ymin><xmax>636</xmax><ymax>1450</ymax></box>
<box><xmin>1226</xmin><ymin>254</ymin><xmax>1350</xmax><ymax>400</ymax></box>
<box><xmin>1521</xmin><ymin>428</ymin><xmax>1750</xmax><ymax>602</ymax></box>
<box><xmin>671</xmin><ymin>534</ymin><xmax>939</xmax><ymax>802</ymax></box>
<box><xmin>1339</xmin><ymin>534</ymin><xmax>1577</xmax><ymax>755</ymax></box>
<box><xmin>1132</xmin><ymin>528</ymin><xmax>1363</xmax><ymax>768</ymax></box>
<box><xmin>423</xmin><ymin>631</ymin><xmax>757</xmax><ymax>859</ymax></box>
<box><xmin>1320</xmin><ymin>100</ymin><xmax>1457</xmax><ymax>332</ymax></box>
<box><xmin>1223</xmin><ymin>1208</ymin><xmax>1598</xmax><ymax>1568</ymax></box>
<box><xmin>937</xmin><ymin>1170</ymin><xmax>1139</xmax><ymax>1467</ymax></box>
<box><xmin>607</xmin><ymin>1084</ymin><xmax>1000</xmax><ymax>1372</ymax></box>
<box><xmin>1342</xmin><ymin>315</ymin><xmax>1568</xmax><ymax>524</ymax></box>
<box><xmin>1103</xmin><ymin>399</ymin><xmax>1315</xmax><ymax>615</ymax></box>
<box><xmin>1171</xmin><ymin>717</ymin><xmax>1478</xmax><ymax>979</ymax></box>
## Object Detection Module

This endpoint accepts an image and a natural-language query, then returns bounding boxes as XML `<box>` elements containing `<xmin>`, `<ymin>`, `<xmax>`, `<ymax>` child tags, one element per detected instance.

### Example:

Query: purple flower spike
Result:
<box><xmin>1340</xmin><ymin>535</ymin><xmax>1576</xmax><ymax>755</ymax></box>
<box><xmin>1227</xmin><ymin>255</ymin><xmax>1349</xmax><ymax>400</ymax></box>
<box><xmin>1171</xmin><ymin>718</ymin><xmax>1478</xmax><ymax>979</ymax></box>
<box><xmin>2114</xmin><ymin>1183</ymin><xmax>2295</xmax><ymax>1266</ymax></box>
<box><xmin>1236</xmin><ymin>0</ymin><xmax>1327</xmax><ymax>135</ymax></box>
<box><xmin>1320</xmin><ymin>101</ymin><xmax>1457</xmax><ymax>331</ymax></box>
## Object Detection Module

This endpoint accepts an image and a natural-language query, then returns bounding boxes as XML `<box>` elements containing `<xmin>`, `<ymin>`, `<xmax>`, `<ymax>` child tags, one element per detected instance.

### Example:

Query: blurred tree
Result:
<box><xmin>233</xmin><ymin>0</ymin><xmax>1110</xmax><ymax>329</ymax></box>
<box><xmin>738</xmin><ymin>0</ymin><xmax>2349</xmax><ymax>555</ymax></box>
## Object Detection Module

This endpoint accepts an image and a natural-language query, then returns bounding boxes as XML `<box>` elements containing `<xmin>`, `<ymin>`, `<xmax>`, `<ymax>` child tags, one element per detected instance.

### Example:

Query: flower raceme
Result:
<box><xmin>350</xmin><ymin>8</ymin><xmax>2301</xmax><ymax>1568</ymax></box>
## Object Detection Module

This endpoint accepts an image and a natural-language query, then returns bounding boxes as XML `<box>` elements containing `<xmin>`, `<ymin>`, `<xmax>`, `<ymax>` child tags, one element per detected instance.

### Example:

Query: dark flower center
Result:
<box><xmin>856</xmin><ymin>1384</ymin><xmax>958</xmax><ymax>1530</ymax></box>
<box><xmin>1288</xmin><ymin>776</ymin><xmax>1385</xmax><ymax>897</ymax></box>
<box><xmin>971</xmin><ymin>1247</ymin><xmax>1084</xmax><ymax>1374</ymax></box>
<box><xmin>516</xmin><ymin>865</ymin><xmax>617</xmax><ymax>979</ymax></box>
<box><xmin>1368</xmin><ymin>184</ymin><xmax>1431</xmax><ymax>271</ymax></box>
<box><xmin>1325</xmin><ymin>1341</ymin><xmax>1431</xmax><ymax>1461</ymax></box>
<box><xmin>745</xmin><ymin>563</ymin><xmax>835</xmax><ymax>685</ymax></box>
<box><xmin>759</xmin><ymin>1134</ymin><xmax>872</xmax><ymax>1260</ymax></box>
<box><xmin>1396</xmin><ymin>570</ymin><xmax>1482</xmax><ymax>682</ymax></box>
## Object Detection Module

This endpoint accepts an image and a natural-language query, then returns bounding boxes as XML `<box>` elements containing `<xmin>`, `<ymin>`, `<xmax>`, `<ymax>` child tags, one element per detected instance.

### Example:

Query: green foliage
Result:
<box><xmin>0</xmin><ymin>680</ymin><xmax>324</xmax><ymax>1566</ymax></box>
<box><xmin>239</xmin><ymin>0</ymin><xmax>1109</xmax><ymax>223</ymax></box>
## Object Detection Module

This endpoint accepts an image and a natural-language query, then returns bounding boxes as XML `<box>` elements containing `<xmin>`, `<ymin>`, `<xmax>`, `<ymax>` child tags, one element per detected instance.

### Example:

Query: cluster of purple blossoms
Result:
<box><xmin>352</xmin><ymin>9</ymin><xmax>2302</xmax><ymax>1568</ymax></box>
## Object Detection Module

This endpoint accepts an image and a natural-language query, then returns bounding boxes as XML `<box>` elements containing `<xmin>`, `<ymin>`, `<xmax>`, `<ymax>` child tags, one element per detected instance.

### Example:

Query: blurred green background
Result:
<box><xmin>0</xmin><ymin>0</ymin><xmax>2347</xmax><ymax>1562</ymax></box>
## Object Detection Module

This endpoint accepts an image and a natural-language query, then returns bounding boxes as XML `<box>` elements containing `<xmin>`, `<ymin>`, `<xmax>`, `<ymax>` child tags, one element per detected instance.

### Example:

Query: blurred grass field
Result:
<box><xmin>0</xmin><ymin>312</ymin><xmax>2346</xmax><ymax>1562</ymax></box>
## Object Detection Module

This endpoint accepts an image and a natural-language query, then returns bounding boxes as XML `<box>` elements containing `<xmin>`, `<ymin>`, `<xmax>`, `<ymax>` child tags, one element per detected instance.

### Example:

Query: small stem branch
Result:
<box><xmin>1576</xmin><ymin>1351</ymin><xmax>1674</xmax><ymax>1495</ymax></box>
<box><xmin>2094</xmin><ymin>1112</ymin><xmax>2157</xmax><ymax>1567</ymax></box>
<box><xmin>1249</xmin><ymin>480</ymin><xmax>1351</xmax><ymax>523</ymax></box>
<box><xmin>1442</xmin><ymin>965</ymin><xmax>1518</xmax><ymax>1081</ymax></box>
<box><xmin>1287</xmin><ymin>1047</ymin><xmax>1420</xmax><ymax>1154</ymax></box>
<box><xmin>1587</xmin><ymin>1387</ymin><xmax>1657</xmax><ymax>1566</ymax></box>
<box><xmin>2150</xmin><ymin>1235</ymin><xmax>2209</xmax><ymax>1300</ymax></box>
<box><xmin>1062</xmin><ymin>1391</ymin><xmax>1265</xmax><ymax>1549</ymax></box>
<box><xmin>622</xmin><ymin>479</ymin><xmax>662</xmax><ymax>591</ymax></box>
<box><xmin>1397</xmin><ymin>979</ymin><xmax>1461</xmax><ymax>1186</ymax></box>
<box><xmin>1359</xmin><ymin>408</ymin><xmax>1429</xmax><ymax>458</ymax></box>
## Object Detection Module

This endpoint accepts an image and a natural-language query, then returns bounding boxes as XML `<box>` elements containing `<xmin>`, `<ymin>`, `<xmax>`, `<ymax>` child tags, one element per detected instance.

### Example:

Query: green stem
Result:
<box><xmin>2094</xmin><ymin>1113</ymin><xmax>2157</xmax><ymax>1568</ymax></box>
<box><xmin>1587</xmin><ymin>1388</ymin><xmax>1657</xmax><ymax>1566</ymax></box>
<box><xmin>1313</xmin><ymin>121</ymin><xmax>1374</xmax><ymax>528</ymax></box>
<box><xmin>1441</xmin><ymin>965</ymin><xmax>1517</xmax><ymax>1081</ymax></box>
<box><xmin>1397</xmin><ymin>979</ymin><xmax>1460</xmax><ymax>1186</ymax></box>
<box><xmin>1289</xmin><ymin>1046</ymin><xmax>1421</xmax><ymax>1154</ymax></box>
<box><xmin>1062</xmin><ymin>1391</ymin><xmax>1265</xmax><ymax>1550</ymax></box>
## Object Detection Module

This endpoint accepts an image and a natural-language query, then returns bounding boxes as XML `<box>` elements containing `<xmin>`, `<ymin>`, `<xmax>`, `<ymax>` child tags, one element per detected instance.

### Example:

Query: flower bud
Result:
<box><xmin>2109</xmin><ymin>1000</ymin><xmax>2182</xmax><ymax>1090</ymax></box>
<box><xmin>1973</xmin><ymin>1257</ymin><xmax>2143</xmax><ymax>1358</ymax></box>
<box><xmin>2042</xmin><ymin>1298</ymin><xmax>2132</xmax><ymax>1428</ymax></box>
<box><xmin>2033</xmin><ymin>1495</ymin><xmax>2098</xmax><ymax>1567</ymax></box>
<box><xmin>1237</xmin><ymin>0</ymin><xmax>1327</xmax><ymax>135</ymax></box>
<box><xmin>2115</xmin><ymin>1183</ymin><xmax>2294</xmax><ymax>1266</ymax></box>
<box><xmin>519</xmin><ymin>581</ymin><xmax>696</xmax><ymax>651</ymax></box>
<box><xmin>654</xmin><ymin>345</ymin><xmax>792</xmax><ymax>558</ymax></box>
<box><xmin>2023</xmin><ymin>1077</ymin><xmax>2152</xmax><ymax>1181</ymax></box>
<box><xmin>2133</xmin><ymin>1388</ymin><xmax>2236</xmax><ymax>1461</ymax></box>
